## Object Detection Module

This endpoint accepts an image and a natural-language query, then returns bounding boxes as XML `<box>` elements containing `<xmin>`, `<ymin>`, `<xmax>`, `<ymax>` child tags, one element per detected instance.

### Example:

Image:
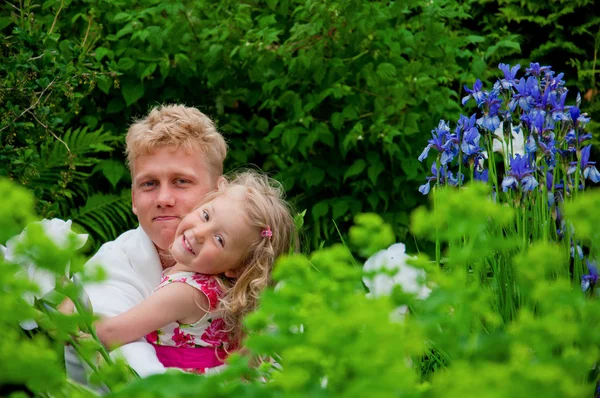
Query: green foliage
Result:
<box><xmin>466</xmin><ymin>0</ymin><xmax>600</xmax><ymax>140</ymax></box>
<box><xmin>348</xmin><ymin>213</ymin><xmax>395</xmax><ymax>258</ymax></box>
<box><xmin>4</xmin><ymin>177</ymin><xmax>600</xmax><ymax>396</ymax></box>
<box><xmin>3</xmin><ymin>0</ymin><xmax>598</xmax><ymax>253</ymax></box>
<box><xmin>2</xmin><ymin>0</ymin><xmax>507</xmax><ymax>250</ymax></box>
<box><xmin>0</xmin><ymin>1</ymin><xmax>134</xmax><ymax>249</ymax></box>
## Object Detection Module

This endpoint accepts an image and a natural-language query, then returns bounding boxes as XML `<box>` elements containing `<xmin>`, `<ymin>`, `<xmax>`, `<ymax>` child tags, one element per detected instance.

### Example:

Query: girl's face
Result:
<box><xmin>171</xmin><ymin>186</ymin><xmax>257</xmax><ymax>277</ymax></box>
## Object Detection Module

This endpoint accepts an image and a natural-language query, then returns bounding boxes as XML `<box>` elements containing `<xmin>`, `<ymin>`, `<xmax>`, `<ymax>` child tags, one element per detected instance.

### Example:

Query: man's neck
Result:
<box><xmin>157</xmin><ymin>248</ymin><xmax>176</xmax><ymax>269</ymax></box>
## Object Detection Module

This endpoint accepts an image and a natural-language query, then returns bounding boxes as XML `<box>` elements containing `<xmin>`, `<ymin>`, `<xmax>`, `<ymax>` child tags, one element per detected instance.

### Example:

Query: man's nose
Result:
<box><xmin>155</xmin><ymin>186</ymin><xmax>176</xmax><ymax>207</ymax></box>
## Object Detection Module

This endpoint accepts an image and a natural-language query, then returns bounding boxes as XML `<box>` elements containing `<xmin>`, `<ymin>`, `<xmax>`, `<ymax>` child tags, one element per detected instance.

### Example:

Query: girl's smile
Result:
<box><xmin>182</xmin><ymin>235</ymin><xmax>196</xmax><ymax>255</ymax></box>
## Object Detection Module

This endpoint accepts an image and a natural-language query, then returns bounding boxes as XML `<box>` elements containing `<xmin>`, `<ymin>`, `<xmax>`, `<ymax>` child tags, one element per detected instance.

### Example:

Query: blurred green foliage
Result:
<box><xmin>3</xmin><ymin>177</ymin><xmax>600</xmax><ymax>396</ymax></box>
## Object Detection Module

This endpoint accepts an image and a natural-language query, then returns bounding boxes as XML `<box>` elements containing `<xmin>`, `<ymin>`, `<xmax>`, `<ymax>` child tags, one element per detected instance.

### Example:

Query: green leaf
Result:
<box><xmin>312</xmin><ymin>201</ymin><xmax>329</xmax><ymax>222</ymax></box>
<box><xmin>106</xmin><ymin>98</ymin><xmax>125</xmax><ymax>114</ymax></box>
<box><xmin>93</xmin><ymin>160</ymin><xmax>126</xmax><ymax>189</ymax></box>
<box><xmin>174</xmin><ymin>53</ymin><xmax>196</xmax><ymax>72</ymax></box>
<box><xmin>0</xmin><ymin>17</ymin><xmax>13</xmax><ymax>31</ymax></box>
<box><xmin>266</xmin><ymin>0</ymin><xmax>278</xmax><ymax>10</ymax></box>
<box><xmin>95</xmin><ymin>47</ymin><xmax>112</xmax><ymax>62</ymax></box>
<box><xmin>117</xmin><ymin>57</ymin><xmax>135</xmax><ymax>71</ymax></box>
<box><xmin>331</xmin><ymin>112</ymin><xmax>344</xmax><ymax>130</ymax></box>
<box><xmin>344</xmin><ymin>159</ymin><xmax>366</xmax><ymax>182</ymax></box>
<box><xmin>96</xmin><ymin>75</ymin><xmax>112</xmax><ymax>95</ymax></box>
<box><xmin>332</xmin><ymin>200</ymin><xmax>349</xmax><ymax>220</ymax></box>
<box><xmin>305</xmin><ymin>167</ymin><xmax>325</xmax><ymax>187</ymax></box>
<box><xmin>466</xmin><ymin>35</ymin><xmax>485</xmax><ymax>44</ymax></box>
<box><xmin>367</xmin><ymin>191</ymin><xmax>379</xmax><ymax>210</ymax></box>
<box><xmin>159</xmin><ymin>58</ymin><xmax>170</xmax><ymax>77</ymax></box>
<box><xmin>368</xmin><ymin>162</ymin><xmax>384</xmax><ymax>185</ymax></box>
<box><xmin>113</xmin><ymin>12</ymin><xmax>133</xmax><ymax>23</ymax></box>
<box><xmin>141</xmin><ymin>63</ymin><xmax>157</xmax><ymax>80</ymax></box>
<box><xmin>293</xmin><ymin>209</ymin><xmax>306</xmax><ymax>231</ymax></box>
<box><xmin>282</xmin><ymin>127</ymin><xmax>302</xmax><ymax>150</ymax></box>
<box><xmin>376</xmin><ymin>63</ymin><xmax>397</xmax><ymax>79</ymax></box>
<box><xmin>115</xmin><ymin>24</ymin><xmax>133</xmax><ymax>39</ymax></box>
<box><xmin>121</xmin><ymin>81</ymin><xmax>144</xmax><ymax>106</ymax></box>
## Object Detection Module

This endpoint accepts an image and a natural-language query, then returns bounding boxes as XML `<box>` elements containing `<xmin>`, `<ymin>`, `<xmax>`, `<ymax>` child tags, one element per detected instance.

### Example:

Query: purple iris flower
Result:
<box><xmin>582</xmin><ymin>259</ymin><xmax>598</xmax><ymax>292</ymax></box>
<box><xmin>475</xmin><ymin>169</ymin><xmax>488</xmax><ymax>183</ymax></box>
<box><xmin>539</xmin><ymin>133</ymin><xmax>557</xmax><ymax>166</ymax></box>
<box><xmin>476</xmin><ymin>90</ymin><xmax>502</xmax><ymax>132</ymax></box>
<box><xmin>511</xmin><ymin>76</ymin><xmax>538</xmax><ymax>112</ymax></box>
<box><xmin>418</xmin><ymin>120</ymin><xmax>457</xmax><ymax>165</ymax></box>
<box><xmin>501</xmin><ymin>154</ymin><xmax>539</xmax><ymax>192</ymax></box>
<box><xmin>568</xmin><ymin>105</ymin><xmax>591</xmax><ymax>127</ymax></box>
<box><xmin>462</xmin><ymin>79</ymin><xmax>485</xmax><ymax>106</ymax></box>
<box><xmin>563</xmin><ymin>129</ymin><xmax>592</xmax><ymax>156</ymax></box>
<box><xmin>461</xmin><ymin>125</ymin><xmax>483</xmax><ymax>159</ymax></box>
<box><xmin>419</xmin><ymin>162</ymin><xmax>461</xmax><ymax>195</ymax></box>
<box><xmin>525</xmin><ymin>135</ymin><xmax>537</xmax><ymax>154</ymax></box>
<box><xmin>549</xmin><ymin>90</ymin><xmax>569</xmax><ymax>121</ymax></box>
<box><xmin>455</xmin><ymin>114</ymin><xmax>478</xmax><ymax>138</ymax></box>
<box><xmin>568</xmin><ymin>145</ymin><xmax>600</xmax><ymax>183</ymax></box>
<box><xmin>498</xmin><ymin>63</ymin><xmax>520</xmax><ymax>89</ymax></box>
<box><xmin>525</xmin><ymin>62</ymin><xmax>551</xmax><ymax>77</ymax></box>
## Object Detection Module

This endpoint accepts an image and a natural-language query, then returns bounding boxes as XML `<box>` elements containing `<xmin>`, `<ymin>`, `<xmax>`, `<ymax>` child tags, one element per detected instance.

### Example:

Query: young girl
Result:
<box><xmin>95</xmin><ymin>171</ymin><xmax>296</xmax><ymax>373</ymax></box>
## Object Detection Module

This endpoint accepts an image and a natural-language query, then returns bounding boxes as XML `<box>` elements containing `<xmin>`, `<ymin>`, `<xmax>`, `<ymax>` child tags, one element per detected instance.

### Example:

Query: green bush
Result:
<box><xmin>3</xmin><ymin>176</ymin><xmax>600</xmax><ymax>397</ymax></box>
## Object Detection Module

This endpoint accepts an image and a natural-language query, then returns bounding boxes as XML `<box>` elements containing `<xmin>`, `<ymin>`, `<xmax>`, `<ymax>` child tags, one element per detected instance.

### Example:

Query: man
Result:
<box><xmin>66</xmin><ymin>104</ymin><xmax>227</xmax><ymax>380</ymax></box>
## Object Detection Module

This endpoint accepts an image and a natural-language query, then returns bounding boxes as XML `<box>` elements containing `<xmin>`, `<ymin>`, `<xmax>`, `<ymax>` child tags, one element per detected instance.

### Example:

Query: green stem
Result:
<box><xmin>71</xmin><ymin>298</ymin><xmax>114</xmax><ymax>366</ymax></box>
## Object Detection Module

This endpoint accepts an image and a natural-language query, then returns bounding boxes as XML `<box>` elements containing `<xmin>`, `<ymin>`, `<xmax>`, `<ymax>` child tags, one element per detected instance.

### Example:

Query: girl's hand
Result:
<box><xmin>57</xmin><ymin>297</ymin><xmax>75</xmax><ymax>314</ymax></box>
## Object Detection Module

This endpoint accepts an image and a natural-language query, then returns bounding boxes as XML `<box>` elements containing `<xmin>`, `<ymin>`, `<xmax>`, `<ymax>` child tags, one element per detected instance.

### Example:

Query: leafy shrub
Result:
<box><xmin>4</xmin><ymin>175</ymin><xmax>600</xmax><ymax>396</ymax></box>
<box><xmin>0</xmin><ymin>2</ymin><xmax>136</xmax><ymax>249</ymax></box>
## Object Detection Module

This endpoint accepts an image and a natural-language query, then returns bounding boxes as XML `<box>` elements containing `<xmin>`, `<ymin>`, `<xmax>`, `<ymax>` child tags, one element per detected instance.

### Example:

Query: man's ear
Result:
<box><xmin>216</xmin><ymin>175</ymin><xmax>227</xmax><ymax>190</ymax></box>
<box><xmin>131</xmin><ymin>189</ymin><xmax>138</xmax><ymax>215</ymax></box>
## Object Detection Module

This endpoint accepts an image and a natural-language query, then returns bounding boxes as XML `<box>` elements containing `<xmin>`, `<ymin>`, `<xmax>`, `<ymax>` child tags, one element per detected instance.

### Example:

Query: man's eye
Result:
<box><xmin>141</xmin><ymin>181</ymin><xmax>156</xmax><ymax>188</ymax></box>
<box><xmin>216</xmin><ymin>235</ymin><xmax>225</xmax><ymax>247</ymax></box>
<box><xmin>202</xmin><ymin>210</ymin><xmax>209</xmax><ymax>221</ymax></box>
<box><xmin>176</xmin><ymin>179</ymin><xmax>190</xmax><ymax>185</ymax></box>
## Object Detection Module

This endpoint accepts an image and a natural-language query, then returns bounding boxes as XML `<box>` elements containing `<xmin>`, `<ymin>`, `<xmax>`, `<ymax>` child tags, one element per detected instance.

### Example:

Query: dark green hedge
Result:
<box><xmin>1</xmin><ymin>0</ymin><xmax>598</xmax><ymax>251</ymax></box>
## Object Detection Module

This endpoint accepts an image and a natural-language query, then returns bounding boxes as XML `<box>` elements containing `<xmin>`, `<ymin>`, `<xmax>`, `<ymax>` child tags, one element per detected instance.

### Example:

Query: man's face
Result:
<box><xmin>131</xmin><ymin>145</ymin><xmax>216</xmax><ymax>252</ymax></box>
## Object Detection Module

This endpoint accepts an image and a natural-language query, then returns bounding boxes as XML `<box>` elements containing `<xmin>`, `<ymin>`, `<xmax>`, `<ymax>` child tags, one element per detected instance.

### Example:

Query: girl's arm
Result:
<box><xmin>95</xmin><ymin>282</ymin><xmax>208</xmax><ymax>349</ymax></box>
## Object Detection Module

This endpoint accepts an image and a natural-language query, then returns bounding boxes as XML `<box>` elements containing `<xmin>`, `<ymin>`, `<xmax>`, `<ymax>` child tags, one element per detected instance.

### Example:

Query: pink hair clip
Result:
<box><xmin>261</xmin><ymin>226</ymin><xmax>273</xmax><ymax>239</ymax></box>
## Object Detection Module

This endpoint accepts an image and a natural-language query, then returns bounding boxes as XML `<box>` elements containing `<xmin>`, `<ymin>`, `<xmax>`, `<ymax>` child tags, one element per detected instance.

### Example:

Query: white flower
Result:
<box><xmin>2</xmin><ymin>219</ymin><xmax>88</xmax><ymax>330</ymax></box>
<box><xmin>363</xmin><ymin>243</ymin><xmax>431</xmax><ymax>299</ymax></box>
<box><xmin>492</xmin><ymin>124</ymin><xmax>525</xmax><ymax>163</ymax></box>
<box><xmin>363</xmin><ymin>243</ymin><xmax>431</xmax><ymax>321</ymax></box>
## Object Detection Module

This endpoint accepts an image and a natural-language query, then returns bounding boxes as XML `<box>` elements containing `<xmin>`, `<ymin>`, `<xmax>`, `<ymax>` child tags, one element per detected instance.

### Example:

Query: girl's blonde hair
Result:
<box><xmin>125</xmin><ymin>104</ymin><xmax>227</xmax><ymax>178</ymax></box>
<box><xmin>199</xmin><ymin>170</ymin><xmax>298</xmax><ymax>345</ymax></box>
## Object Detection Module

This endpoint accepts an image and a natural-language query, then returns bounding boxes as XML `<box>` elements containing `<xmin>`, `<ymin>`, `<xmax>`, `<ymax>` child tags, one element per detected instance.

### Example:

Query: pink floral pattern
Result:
<box><xmin>172</xmin><ymin>327</ymin><xmax>195</xmax><ymax>348</ymax></box>
<box><xmin>145</xmin><ymin>271</ymin><xmax>231</xmax><ymax>351</ymax></box>
<box><xmin>191</xmin><ymin>273</ymin><xmax>221</xmax><ymax>309</ymax></box>
<box><xmin>146</xmin><ymin>330</ymin><xmax>159</xmax><ymax>344</ymax></box>
<box><xmin>200</xmin><ymin>318</ymin><xmax>229</xmax><ymax>346</ymax></box>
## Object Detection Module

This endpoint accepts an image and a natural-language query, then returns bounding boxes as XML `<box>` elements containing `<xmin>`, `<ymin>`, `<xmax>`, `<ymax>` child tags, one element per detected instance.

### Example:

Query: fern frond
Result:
<box><xmin>69</xmin><ymin>190</ymin><xmax>137</xmax><ymax>249</ymax></box>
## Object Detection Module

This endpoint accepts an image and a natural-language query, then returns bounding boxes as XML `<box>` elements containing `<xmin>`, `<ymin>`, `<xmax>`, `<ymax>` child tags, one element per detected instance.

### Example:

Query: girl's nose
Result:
<box><xmin>192</xmin><ymin>225</ymin><xmax>206</xmax><ymax>244</ymax></box>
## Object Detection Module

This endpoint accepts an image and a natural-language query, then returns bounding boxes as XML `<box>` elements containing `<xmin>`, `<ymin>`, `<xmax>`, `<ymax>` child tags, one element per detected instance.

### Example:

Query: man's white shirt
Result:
<box><xmin>66</xmin><ymin>226</ymin><xmax>166</xmax><ymax>379</ymax></box>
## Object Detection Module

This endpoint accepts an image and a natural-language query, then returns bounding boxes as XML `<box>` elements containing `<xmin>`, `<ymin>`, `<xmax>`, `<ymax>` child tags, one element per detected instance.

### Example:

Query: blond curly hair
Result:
<box><xmin>125</xmin><ymin>104</ymin><xmax>227</xmax><ymax>178</ymax></box>
<box><xmin>197</xmin><ymin>170</ymin><xmax>298</xmax><ymax>345</ymax></box>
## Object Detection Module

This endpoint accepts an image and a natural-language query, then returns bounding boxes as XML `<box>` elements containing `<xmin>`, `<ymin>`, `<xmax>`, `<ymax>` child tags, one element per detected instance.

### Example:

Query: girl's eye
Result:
<box><xmin>215</xmin><ymin>235</ymin><xmax>225</xmax><ymax>247</ymax></box>
<box><xmin>202</xmin><ymin>210</ymin><xmax>209</xmax><ymax>221</ymax></box>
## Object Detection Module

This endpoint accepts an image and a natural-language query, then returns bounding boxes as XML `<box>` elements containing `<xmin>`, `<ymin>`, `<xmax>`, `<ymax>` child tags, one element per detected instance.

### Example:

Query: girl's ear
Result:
<box><xmin>224</xmin><ymin>268</ymin><xmax>240</xmax><ymax>278</ymax></box>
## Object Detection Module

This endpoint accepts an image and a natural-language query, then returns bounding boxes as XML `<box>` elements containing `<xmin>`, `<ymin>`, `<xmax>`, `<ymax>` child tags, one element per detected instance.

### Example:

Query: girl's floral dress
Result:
<box><xmin>145</xmin><ymin>270</ymin><xmax>232</xmax><ymax>373</ymax></box>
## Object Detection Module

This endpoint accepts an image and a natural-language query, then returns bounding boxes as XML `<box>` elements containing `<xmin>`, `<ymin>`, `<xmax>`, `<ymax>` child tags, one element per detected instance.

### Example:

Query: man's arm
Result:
<box><xmin>95</xmin><ymin>282</ymin><xmax>207</xmax><ymax>349</ymax></box>
<box><xmin>68</xmin><ymin>228</ymin><xmax>167</xmax><ymax>378</ymax></box>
